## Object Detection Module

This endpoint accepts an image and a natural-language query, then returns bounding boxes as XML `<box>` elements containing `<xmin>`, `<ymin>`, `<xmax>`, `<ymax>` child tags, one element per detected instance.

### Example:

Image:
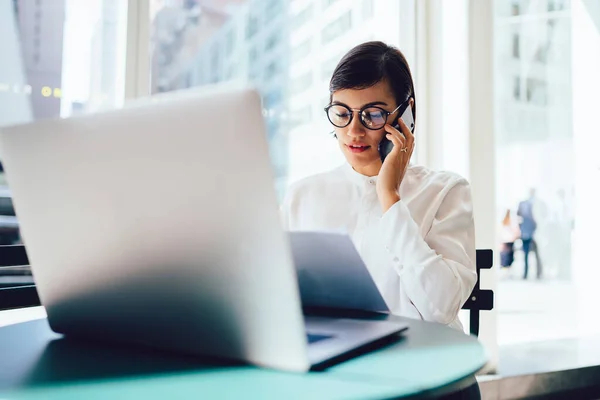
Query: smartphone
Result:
<box><xmin>379</xmin><ymin>105</ymin><xmax>415</xmax><ymax>162</ymax></box>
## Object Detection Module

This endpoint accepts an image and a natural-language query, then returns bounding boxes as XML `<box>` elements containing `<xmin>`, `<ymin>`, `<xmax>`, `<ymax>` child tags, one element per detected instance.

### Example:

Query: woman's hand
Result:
<box><xmin>376</xmin><ymin>117</ymin><xmax>415</xmax><ymax>213</ymax></box>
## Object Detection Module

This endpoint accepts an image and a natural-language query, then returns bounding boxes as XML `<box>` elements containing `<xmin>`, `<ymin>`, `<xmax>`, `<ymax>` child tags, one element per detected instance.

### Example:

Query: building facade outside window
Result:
<box><xmin>149</xmin><ymin>0</ymin><xmax>415</xmax><ymax>198</ymax></box>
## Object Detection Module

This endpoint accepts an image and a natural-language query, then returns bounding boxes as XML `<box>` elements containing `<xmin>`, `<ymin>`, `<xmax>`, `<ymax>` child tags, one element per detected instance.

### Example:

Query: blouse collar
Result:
<box><xmin>341</xmin><ymin>161</ymin><xmax>414</xmax><ymax>189</ymax></box>
<box><xmin>342</xmin><ymin>162</ymin><xmax>378</xmax><ymax>187</ymax></box>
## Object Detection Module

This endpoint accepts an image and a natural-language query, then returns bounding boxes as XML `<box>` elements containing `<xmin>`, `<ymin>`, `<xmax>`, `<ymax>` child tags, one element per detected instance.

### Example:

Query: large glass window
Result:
<box><xmin>150</xmin><ymin>0</ymin><xmax>416</xmax><ymax>198</ymax></box>
<box><xmin>493</xmin><ymin>0</ymin><xmax>600</xmax><ymax>345</ymax></box>
<box><xmin>0</xmin><ymin>0</ymin><xmax>127</xmax><ymax>290</ymax></box>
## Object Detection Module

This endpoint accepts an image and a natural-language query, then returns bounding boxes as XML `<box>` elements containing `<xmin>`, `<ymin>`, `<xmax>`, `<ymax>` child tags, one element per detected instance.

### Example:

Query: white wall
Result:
<box><xmin>468</xmin><ymin>0</ymin><xmax>498</xmax><ymax>373</ymax></box>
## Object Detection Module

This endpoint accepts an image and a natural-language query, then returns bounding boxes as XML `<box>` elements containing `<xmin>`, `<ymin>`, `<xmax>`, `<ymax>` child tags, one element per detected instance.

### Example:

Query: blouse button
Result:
<box><xmin>393</xmin><ymin>256</ymin><xmax>399</xmax><ymax>263</ymax></box>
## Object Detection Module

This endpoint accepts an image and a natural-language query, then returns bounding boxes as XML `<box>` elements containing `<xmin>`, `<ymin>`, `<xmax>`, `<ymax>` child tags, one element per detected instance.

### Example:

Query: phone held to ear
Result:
<box><xmin>379</xmin><ymin>105</ymin><xmax>415</xmax><ymax>162</ymax></box>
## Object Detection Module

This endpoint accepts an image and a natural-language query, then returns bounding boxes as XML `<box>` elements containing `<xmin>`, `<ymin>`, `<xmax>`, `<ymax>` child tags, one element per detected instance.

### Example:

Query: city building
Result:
<box><xmin>286</xmin><ymin>0</ymin><xmax>405</xmax><ymax>182</ymax></box>
<box><xmin>150</xmin><ymin>0</ymin><xmax>238</xmax><ymax>94</ymax></box>
<box><xmin>13</xmin><ymin>0</ymin><xmax>66</xmax><ymax>120</ymax></box>
<box><xmin>150</xmin><ymin>0</ymin><xmax>417</xmax><ymax>194</ymax></box>
<box><xmin>152</xmin><ymin>0</ymin><xmax>291</xmax><ymax>195</ymax></box>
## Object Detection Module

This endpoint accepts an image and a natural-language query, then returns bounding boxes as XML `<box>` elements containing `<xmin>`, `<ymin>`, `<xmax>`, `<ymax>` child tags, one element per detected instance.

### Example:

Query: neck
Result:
<box><xmin>352</xmin><ymin>160</ymin><xmax>382</xmax><ymax>177</ymax></box>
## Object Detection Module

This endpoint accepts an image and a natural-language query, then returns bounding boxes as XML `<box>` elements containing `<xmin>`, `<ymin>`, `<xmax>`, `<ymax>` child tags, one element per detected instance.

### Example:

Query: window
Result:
<box><xmin>323</xmin><ymin>0</ymin><xmax>341</xmax><ymax>8</ymax></box>
<box><xmin>266</xmin><ymin>0</ymin><xmax>282</xmax><ymax>21</ymax></box>
<box><xmin>246</xmin><ymin>14</ymin><xmax>258</xmax><ymax>39</ymax></box>
<box><xmin>525</xmin><ymin>78</ymin><xmax>547</xmax><ymax>105</ymax></box>
<box><xmin>265</xmin><ymin>33</ymin><xmax>279</xmax><ymax>52</ymax></box>
<box><xmin>225</xmin><ymin>29</ymin><xmax>235</xmax><ymax>56</ymax></box>
<box><xmin>226</xmin><ymin>62</ymin><xmax>240</xmax><ymax>79</ymax></box>
<box><xmin>265</xmin><ymin>60</ymin><xmax>279</xmax><ymax>79</ymax></box>
<box><xmin>292</xmin><ymin>4</ymin><xmax>312</xmax><ymax>30</ymax></box>
<box><xmin>211</xmin><ymin>44</ymin><xmax>220</xmax><ymax>72</ymax></box>
<box><xmin>291</xmin><ymin>72</ymin><xmax>312</xmax><ymax>96</ymax></box>
<box><xmin>321</xmin><ymin>11</ymin><xmax>351</xmax><ymax>44</ymax></box>
<box><xmin>292</xmin><ymin>39</ymin><xmax>311</xmax><ymax>63</ymax></box>
<box><xmin>547</xmin><ymin>0</ymin><xmax>567</xmax><ymax>12</ymax></box>
<box><xmin>492</xmin><ymin>0</ymin><xmax>600</xmax><ymax>349</ymax></box>
<box><xmin>534</xmin><ymin>42</ymin><xmax>549</xmax><ymax>63</ymax></box>
<box><xmin>150</xmin><ymin>0</ymin><xmax>416</xmax><ymax>194</ymax></box>
<box><xmin>249</xmin><ymin>67</ymin><xmax>260</xmax><ymax>81</ymax></box>
<box><xmin>248</xmin><ymin>46</ymin><xmax>259</xmax><ymax>65</ymax></box>
<box><xmin>513</xmin><ymin>76</ymin><xmax>520</xmax><ymax>100</ymax></box>
<box><xmin>321</xmin><ymin>52</ymin><xmax>344</xmax><ymax>81</ymax></box>
<box><xmin>0</xmin><ymin>0</ymin><xmax>127</xmax><ymax>309</ymax></box>
<box><xmin>2</xmin><ymin>0</ymin><xmax>419</xmax><ymax>312</ymax></box>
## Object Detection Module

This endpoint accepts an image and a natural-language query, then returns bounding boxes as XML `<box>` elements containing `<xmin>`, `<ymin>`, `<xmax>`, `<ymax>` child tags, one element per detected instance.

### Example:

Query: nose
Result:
<box><xmin>346</xmin><ymin>114</ymin><xmax>366</xmax><ymax>138</ymax></box>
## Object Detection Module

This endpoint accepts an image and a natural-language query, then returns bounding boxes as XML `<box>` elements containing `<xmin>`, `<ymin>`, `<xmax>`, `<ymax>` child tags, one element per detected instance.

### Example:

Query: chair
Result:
<box><xmin>0</xmin><ymin>244</ymin><xmax>40</xmax><ymax>311</ymax></box>
<box><xmin>461</xmin><ymin>249</ymin><xmax>494</xmax><ymax>336</ymax></box>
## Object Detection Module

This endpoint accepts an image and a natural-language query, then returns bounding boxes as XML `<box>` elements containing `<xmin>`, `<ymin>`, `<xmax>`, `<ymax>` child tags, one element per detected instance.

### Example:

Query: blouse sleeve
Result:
<box><xmin>377</xmin><ymin>178</ymin><xmax>478</xmax><ymax>324</ymax></box>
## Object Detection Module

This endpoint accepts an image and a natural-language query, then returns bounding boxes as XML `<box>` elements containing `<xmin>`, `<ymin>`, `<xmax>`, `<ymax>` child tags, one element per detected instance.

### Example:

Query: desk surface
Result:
<box><xmin>0</xmin><ymin>316</ymin><xmax>486</xmax><ymax>399</ymax></box>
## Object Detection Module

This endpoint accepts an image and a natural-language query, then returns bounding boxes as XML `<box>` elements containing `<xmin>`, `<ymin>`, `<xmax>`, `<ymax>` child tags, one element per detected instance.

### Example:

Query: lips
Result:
<box><xmin>347</xmin><ymin>144</ymin><xmax>371</xmax><ymax>153</ymax></box>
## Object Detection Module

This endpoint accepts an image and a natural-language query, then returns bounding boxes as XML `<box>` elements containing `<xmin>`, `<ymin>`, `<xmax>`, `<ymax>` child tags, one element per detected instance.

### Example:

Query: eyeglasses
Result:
<box><xmin>324</xmin><ymin>100</ymin><xmax>406</xmax><ymax>130</ymax></box>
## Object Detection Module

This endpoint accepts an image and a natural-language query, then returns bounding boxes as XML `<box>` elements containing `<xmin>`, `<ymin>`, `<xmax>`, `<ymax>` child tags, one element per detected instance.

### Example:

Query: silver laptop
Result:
<box><xmin>0</xmin><ymin>85</ymin><xmax>407</xmax><ymax>372</ymax></box>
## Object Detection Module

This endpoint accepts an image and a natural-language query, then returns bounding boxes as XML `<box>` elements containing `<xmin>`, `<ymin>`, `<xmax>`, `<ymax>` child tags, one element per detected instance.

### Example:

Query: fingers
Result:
<box><xmin>397</xmin><ymin>118</ymin><xmax>414</xmax><ymax>147</ymax></box>
<box><xmin>383</xmin><ymin>122</ymin><xmax>405</xmax><ymax>140</ymax></box>
<box><xmin>385</xmin><ymin>134</ymin><xmax>400</xmax><ymax>153</ymax></box>
<box><xmin>385</xmin><ymin>129</ymin><xmax>404</xmax><ymax>149</ymax></box>
<box><xmin>383</xmin><ymin>124</ymin><xmax>407</xmax><ymax>151</ymax></box>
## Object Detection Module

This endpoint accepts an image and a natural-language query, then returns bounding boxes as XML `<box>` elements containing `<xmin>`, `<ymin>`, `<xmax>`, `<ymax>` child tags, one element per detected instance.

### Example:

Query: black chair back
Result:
<box><xmin>0</xmin><ymin>245</ymin><xmax>40</xmax><ymax>311</ymax></box>
<box><xmin>461</xmin><ymin>249</ymin><xmax>494</xmax><ymax>336</ymax></box>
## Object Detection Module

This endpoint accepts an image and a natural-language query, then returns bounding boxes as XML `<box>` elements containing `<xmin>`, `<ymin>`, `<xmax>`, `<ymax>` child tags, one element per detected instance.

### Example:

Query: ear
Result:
<box><xmin>409</xmin><ymin>98</ymin><xmax>415</xmax><ymax>109</ymax></box>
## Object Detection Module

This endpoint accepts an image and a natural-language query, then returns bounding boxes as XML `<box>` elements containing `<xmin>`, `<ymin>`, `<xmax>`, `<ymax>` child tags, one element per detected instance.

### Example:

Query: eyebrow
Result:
<box><xmin>331</xmin><ymin>100</ymin><xmax>389</xmax><ymax>108</ymax></box>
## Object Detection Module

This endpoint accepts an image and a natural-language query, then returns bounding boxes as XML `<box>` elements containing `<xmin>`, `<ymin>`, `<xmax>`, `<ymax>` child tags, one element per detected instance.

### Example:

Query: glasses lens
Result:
<box><xmin>361</xmin><ymin>107</ymin><xmax>387</xmax><ymax>129</ymax></box>
<box><xmin>327</xmin><ymin>105</ymin><xmax>352</xmax><ymax>127</ymax></box>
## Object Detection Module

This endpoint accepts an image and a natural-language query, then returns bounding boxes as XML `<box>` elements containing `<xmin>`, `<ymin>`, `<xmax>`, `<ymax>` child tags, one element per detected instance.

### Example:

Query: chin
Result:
<box><xmin>345</xmin><ymin>153</ymin><xmax>378</xmax><ymax>168</ymax></box>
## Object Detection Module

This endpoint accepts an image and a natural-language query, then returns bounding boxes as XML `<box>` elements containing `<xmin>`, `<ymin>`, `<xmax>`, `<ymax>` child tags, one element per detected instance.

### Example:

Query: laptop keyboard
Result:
<box><xmin>306</xmin><ymin>332</ymin><xmax>333</xmax><ymax>344</ymax></box>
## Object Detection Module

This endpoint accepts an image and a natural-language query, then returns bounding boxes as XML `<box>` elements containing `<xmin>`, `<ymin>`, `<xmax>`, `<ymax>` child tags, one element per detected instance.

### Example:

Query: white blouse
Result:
<box><xmin>281</xmin><ymin>163</ymin><xmax>477</xmax><ymax>331</ymax></box>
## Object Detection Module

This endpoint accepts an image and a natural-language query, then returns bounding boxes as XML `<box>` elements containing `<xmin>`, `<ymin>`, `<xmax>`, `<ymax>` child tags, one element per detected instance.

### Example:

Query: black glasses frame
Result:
<box><xmin>324</xmin><ymin>98</ymin><xmax>409</xmax><ymax>130</ymax></box>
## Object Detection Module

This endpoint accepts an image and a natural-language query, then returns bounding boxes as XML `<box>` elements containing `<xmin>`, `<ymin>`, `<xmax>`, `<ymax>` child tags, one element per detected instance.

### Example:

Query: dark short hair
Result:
<box><xmin>329</xmin><ymin>41</ymin><xmax>416</xmax><ymax>123</ymax></box>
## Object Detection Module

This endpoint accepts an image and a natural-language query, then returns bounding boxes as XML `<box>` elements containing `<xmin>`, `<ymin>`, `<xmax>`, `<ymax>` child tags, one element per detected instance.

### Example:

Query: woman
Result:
<box><xmin>281</xmin><ymin>41</ymin><xmax>481</xmax><ymax>399</ymax></box>
<box><xmin>499</xmin><ymin>208</ymin><xmax>520</xmax><ymax>270</ymax></box>
<box><xmin>282</xmin><ymin>41</ymin><xmax>477</xmax><ymax>330</ymax></box>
